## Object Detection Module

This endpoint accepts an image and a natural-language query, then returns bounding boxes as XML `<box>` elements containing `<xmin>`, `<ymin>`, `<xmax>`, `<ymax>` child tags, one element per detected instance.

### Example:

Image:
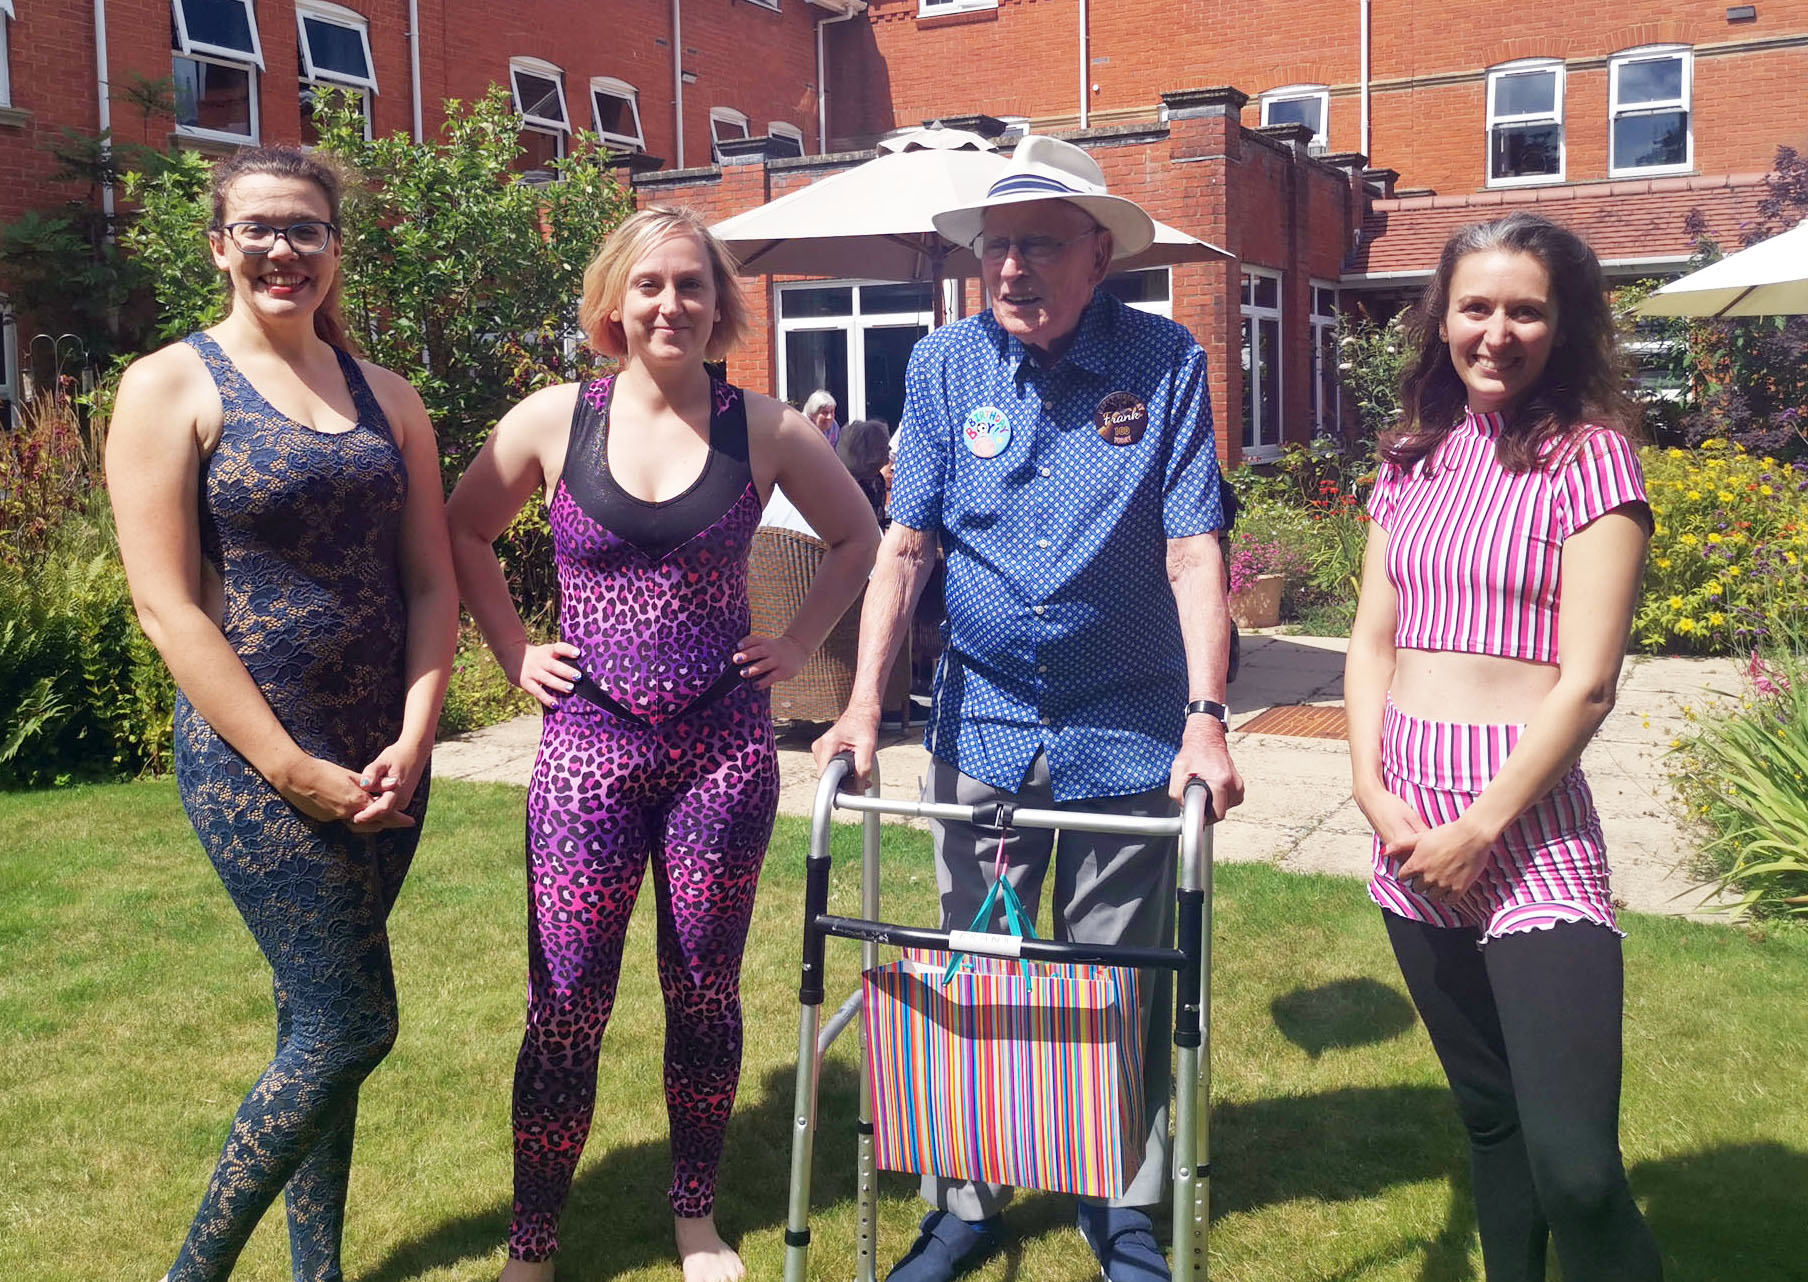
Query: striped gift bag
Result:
<box><xmin>862</xmin><ymin>948</ymin><xmax>1146</xmax><ymax>1198</ymax></box>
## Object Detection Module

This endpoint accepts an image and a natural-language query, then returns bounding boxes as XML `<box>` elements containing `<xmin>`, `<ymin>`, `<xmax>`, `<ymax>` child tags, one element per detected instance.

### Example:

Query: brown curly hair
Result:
<box><xmin>1386</xmin><ymin>212</ymin><xmax>1639</xmax><ymax>474</ymax></box>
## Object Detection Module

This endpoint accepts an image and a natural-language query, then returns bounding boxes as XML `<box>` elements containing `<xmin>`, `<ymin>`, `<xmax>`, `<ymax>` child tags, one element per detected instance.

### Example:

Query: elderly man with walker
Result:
<box><xmin>813</xmin><ymin>136</ymin><xmax>1245</xmax><ymax>1282</ymax></box>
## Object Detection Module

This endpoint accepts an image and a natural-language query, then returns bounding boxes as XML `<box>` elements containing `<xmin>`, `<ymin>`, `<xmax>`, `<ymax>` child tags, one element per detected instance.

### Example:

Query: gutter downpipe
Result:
<box><xmin>672</xmin><ymin>0</ymin><xmax>685</xmax><ymax>169</ymax></box>
<box><xmin>408</xmin><ymin>0</ymin><xmax>423</xmax><ymax>142</ymax></box>
<box><xmin>93</xmin><ymin>0</ymin><xmax>114</xmax><ymax>221</ymax></box>
<box><xmin>816</xmin><ymin>2</ymin><xmax>861</xmax><ymax>155</ymax></box>
<box><xmin>1359</xmin><ymin>0</ymin><xmax>1371</xmax><ymax>159</ymax></box>
<box><xmin>1078</xmin><ymin>0</ymin><xmax>1089</xmax><ymax>130</ymax></box>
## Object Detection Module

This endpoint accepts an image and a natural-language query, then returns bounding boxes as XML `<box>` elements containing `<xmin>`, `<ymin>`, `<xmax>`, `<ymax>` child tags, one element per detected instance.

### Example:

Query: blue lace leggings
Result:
<box><xmin>169</xmin><ymin>727</ymin><xmax>422</xmax><ymax>1282</ymax></box>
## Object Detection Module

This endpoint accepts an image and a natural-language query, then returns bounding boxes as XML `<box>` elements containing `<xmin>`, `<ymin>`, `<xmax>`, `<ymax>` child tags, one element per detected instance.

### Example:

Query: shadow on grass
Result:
<box><xmin>362</xmin><ymin>1064</ymin><xmax>1805</xmax><ymax>1282</ymax></box>
<box><xmin>1270</xmin><ymin>978</ymin><xmax>1418</xmax><ymax>1058</ymax></box>
<box><xmin>361</xmin><ymin>1057</ymin><xmax>865</xmax><ymax>1282</ymax></box>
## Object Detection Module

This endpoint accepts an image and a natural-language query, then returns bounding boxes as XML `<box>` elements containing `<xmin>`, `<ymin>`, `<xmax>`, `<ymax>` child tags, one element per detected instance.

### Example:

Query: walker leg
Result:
<box><xmin>855</xmin><ymin>762</ymin><xmax>882</xmax><ymax>1282</ymax></box>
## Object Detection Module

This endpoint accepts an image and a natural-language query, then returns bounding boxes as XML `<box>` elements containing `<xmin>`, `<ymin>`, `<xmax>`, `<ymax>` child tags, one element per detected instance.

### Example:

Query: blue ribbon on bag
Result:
<box><xmin>942</xmin><ymin>817</ymin><xmax>1037</xmax><ymax>984</ymax></box>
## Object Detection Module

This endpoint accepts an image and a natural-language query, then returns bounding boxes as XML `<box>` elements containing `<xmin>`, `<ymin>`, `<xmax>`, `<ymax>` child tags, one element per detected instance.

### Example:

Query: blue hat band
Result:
<box><xmin>985</xmin><ymin>173</ymin><xmax>1089</xmax><ymax>199</ymax></box>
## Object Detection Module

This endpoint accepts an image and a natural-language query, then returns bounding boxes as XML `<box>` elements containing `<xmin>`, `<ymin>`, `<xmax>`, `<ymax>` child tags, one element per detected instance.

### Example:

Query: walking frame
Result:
<box><xmin>784</xmin><ymin>752</ymin><xmax>1216</xmax><ymax>1282</ymax></box>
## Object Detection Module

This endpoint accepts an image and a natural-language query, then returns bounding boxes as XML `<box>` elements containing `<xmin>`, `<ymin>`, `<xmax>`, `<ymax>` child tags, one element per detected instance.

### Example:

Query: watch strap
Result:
<box><xmin>1185</xmin><ymin>698</ymin><xmax>1229</xmax><ymax>728</ymax></box>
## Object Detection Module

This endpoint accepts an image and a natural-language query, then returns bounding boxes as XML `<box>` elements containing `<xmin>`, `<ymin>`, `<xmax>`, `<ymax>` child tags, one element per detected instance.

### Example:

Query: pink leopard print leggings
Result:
<box><xmin>508</xmin><ymin>681</ymin><xmax>778</xmax><ymax>1261</ymax></box>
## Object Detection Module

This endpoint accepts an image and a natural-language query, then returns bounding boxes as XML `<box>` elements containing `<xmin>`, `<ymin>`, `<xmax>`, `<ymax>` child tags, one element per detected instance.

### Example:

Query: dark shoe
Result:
<box><xmin>886</xmin><ymin>1210</ymin><xmax>1002</xmax><ymax>1282</ymax></box>
<box><xmin>1075</xmin><ymin>1203</ymin><xmax>1169</xmax><ymax>1282</ymax></box>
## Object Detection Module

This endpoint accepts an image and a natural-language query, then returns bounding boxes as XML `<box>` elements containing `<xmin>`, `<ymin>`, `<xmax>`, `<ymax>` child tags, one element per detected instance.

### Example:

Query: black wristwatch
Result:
<box><xmin>1185</xmin><ymin>698</ymin><xmax>1229</xmax><ymax>729</ymax></box>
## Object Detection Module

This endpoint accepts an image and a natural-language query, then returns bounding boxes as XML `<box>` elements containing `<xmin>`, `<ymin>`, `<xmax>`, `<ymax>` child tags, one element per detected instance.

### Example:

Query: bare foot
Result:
<box><xmin>499</xmin><ymin>1257</ymin><xmax>555</xmax><ymax>1282</ymax></box>
<box><xmin>676</xmin><ymin>1214</ymin><xmax>746</xmax><ymax>1282</ymax></box>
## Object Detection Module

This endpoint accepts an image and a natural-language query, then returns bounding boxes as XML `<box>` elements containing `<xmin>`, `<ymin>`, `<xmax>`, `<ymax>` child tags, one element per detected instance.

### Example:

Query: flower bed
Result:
<box><xmin>1636</xmin><ymin>439</ymin><xmax>1808</xmax><ymax>654</ymax></box>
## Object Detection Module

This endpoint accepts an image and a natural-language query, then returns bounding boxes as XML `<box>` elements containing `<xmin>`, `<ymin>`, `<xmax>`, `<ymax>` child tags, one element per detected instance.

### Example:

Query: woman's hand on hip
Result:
<box><xmin>735</xmin><ymin>632</ymin><xmax>807</xmax><ymax>689</ymax></box>
<box><xmin>505</xmin><ymin>640</ymin><xmax>581</xmax><ymax>708</ymax></box>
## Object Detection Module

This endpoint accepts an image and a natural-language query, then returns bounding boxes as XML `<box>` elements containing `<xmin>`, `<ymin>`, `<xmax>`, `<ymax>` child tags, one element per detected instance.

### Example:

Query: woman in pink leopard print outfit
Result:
<box><xmin>446</xmin><ymin>206</ymin><xmax>879</xmax><ymax>1282</ymax></box>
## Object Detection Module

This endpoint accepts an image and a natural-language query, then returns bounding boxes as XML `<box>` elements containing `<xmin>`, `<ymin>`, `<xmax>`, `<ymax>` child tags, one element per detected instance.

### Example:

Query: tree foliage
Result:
<box><xmin>121</xmin><ymin>87</ymin><xmax>634</xmax><ymax>473</ymax></box>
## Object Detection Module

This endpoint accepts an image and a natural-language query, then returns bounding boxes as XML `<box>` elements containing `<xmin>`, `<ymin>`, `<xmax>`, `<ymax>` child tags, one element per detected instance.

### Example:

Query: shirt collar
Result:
<box><xmin>984</xmin><ymin>289</ymin><xmax>1119</xmax><ymax>384</ymax></box>
<box><xmin>1463</xmin><ymin>407</ymin><xmax>1506</xmax><ymax>439</ymax></box>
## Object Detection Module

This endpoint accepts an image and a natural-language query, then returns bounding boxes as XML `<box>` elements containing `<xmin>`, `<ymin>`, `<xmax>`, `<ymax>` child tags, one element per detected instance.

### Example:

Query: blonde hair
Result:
<box><xmin>578</xmin><ymin>206</ymin><xmax>750</xmax><ymax>362</ymax></box>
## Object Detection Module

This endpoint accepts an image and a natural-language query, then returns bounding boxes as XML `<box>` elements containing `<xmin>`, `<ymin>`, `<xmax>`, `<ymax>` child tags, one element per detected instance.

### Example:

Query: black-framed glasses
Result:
<box><xmin>215</xmin><ymin>221</ymin><xmax>339</xmax><ymax>255</ymax></box>
<box><xmin>972</xmin><ymin>225</ymin><xmax>1103</xmax><ymax>267</ymax></box>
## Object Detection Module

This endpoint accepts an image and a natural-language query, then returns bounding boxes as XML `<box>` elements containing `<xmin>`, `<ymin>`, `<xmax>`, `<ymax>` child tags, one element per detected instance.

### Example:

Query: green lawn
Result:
<box><xmin>2</xmin><ymin>779</ymin><xmax>1803</xmax><ymax>1281</ymax></box>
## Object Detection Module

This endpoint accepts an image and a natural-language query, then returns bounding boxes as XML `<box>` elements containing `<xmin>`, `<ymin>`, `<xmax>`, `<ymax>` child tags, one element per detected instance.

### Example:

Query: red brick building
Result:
<box><xmin>3</xmin><ymin>0</ymin><xmax>1804</xmax><ymax>455</ymax></box>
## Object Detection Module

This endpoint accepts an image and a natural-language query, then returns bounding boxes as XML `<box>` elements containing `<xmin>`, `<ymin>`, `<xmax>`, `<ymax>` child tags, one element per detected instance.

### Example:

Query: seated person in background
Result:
<box><xmin>836</xmin><ymin>418</ymin><xmax>893</xmax><ymax>529</ymax></box>
<box><xmin>803</xmin><ymin>388</ymin><xmax>842</xmax><ymax>448</ymax></box>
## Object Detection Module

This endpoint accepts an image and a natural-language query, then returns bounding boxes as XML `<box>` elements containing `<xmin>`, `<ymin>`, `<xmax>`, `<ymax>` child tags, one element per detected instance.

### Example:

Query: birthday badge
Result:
<box><xmin>963</xmin><ymin>406</ymin><xmax>1011</xmax><ymax>459</ymax></box>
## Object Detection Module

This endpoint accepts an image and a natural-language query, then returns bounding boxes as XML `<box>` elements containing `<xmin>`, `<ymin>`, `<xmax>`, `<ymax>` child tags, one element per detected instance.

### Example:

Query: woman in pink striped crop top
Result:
<box><xmin>1345</xmin><ymin>213</ymin><xmax>1662</xmax><ymax>1281</ymax></box>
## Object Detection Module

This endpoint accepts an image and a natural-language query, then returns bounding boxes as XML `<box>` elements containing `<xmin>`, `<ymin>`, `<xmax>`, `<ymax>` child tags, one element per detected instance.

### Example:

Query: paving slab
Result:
<box><xmin>430</xmin><ymin>635</ymin><xmax>1746</xmax><ymax>921</ymax></box>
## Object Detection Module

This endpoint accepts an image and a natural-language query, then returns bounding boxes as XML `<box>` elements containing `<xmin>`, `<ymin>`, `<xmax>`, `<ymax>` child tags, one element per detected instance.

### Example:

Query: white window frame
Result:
<box><xmin>709</xmin><ymin>106</ymin><xmax>750</xmax><ymax>162</ymax></box>
<box><xmin>510</xmin><ymin>56</ymin><xmax>570</xmax><ymax>163</ymax></box>
<box><xmin>297</xmin><ymin>1</ymin><xmax>375</xmax><ymax>141</ymax></box>
<box><xmin>768</xmin><ymin>120</ymin><xmax>805</xmax><ymax>156</ymax></box>
<box><xmin>1309</xmin><ymin>281</ymin><xmax>1341</xmax><ymax>440</ymax></box>
<box><xmin>1103</xmin><ymin>268</ymin><xmax>1172</xmax><ymax>319</ymax></box>
<box><xmin>1240</xmin><ymin>267</ymin><xmax>1284</xmax><ymax>461</ymax></box>
<box><xmin>1486</xmin><ymin>59</ymin><xmax>1565</xmax><ymax>188</ymax></box>
<box><xmin>172</xmin><ymin>50</ymin><xmax>260</xmax><ymax>144</ymax></box>
<box><xmin>775</xmin><ymin>279</ymin><xmax>934</xmax><ymax>426</ymax></box>
<box><xmin>743</xmin><ymin>0</ymin><xmax>780</xmax><ymax>10</ymax></box>
<box><xmin>589</xmin><ymin>75</ymin><xmax>644</xmax><ymax>151</ymax></box>
<box><xmin>1609</xmin><ymin>46</ymin><xmax>1693</xmax><ymax>177</ymax></box>
<box><xmin>171</xmin><ymin>0</ymin><xmax>264</xmax><ymax>69</ymax></box>
<box><xmin>1</xmin><ymin>0</ymin><xmax>13</xmax><ymax>109</ymax></box>
<box><xmin>1261</xmin><ymin>85</ymin><xmax>1330</xmax><ymax>151</ymax></box>
<box><xmin>918</xmin><ymin>0</ymin><xmax>997</xmax><ymax>14</ymax></box>
<box><xmin>0</xmin><ymin>300</ymin><xmax>16</xmax><ymax>429</ymax></box>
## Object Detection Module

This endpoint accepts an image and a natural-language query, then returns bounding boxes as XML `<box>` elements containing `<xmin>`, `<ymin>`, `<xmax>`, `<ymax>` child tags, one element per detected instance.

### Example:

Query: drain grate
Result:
<box><xmin>1238</xmin><ymin>704</ymin><xmax>1348</xmax><ymax>739</ymax></box>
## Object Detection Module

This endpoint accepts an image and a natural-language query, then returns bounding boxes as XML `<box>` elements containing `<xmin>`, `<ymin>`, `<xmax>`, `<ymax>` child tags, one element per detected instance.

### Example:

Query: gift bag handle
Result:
<box><xmin>942</xmin><ymin>814</ymin><xmax>1038</xmax><ymax>984</ymax></box>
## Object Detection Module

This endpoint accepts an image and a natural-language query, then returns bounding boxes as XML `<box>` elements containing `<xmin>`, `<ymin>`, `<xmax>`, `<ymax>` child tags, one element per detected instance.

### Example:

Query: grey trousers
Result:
<box><xmin>921</xmin><ymin>752</ymin><xmax>1176</xmax><ymax>1219</ymax></box>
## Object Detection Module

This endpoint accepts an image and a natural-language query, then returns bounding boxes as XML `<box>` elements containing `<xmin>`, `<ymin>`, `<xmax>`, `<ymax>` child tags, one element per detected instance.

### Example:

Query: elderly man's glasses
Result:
<box><xmin>973</xmin><ymin>225</ymin><xmax>1103</xmax><ymax>267</ymax></box>
<box><xmin>216</xmin><ymin>221</ymin><xmax>339</xmax><ymax>255</ymax></box>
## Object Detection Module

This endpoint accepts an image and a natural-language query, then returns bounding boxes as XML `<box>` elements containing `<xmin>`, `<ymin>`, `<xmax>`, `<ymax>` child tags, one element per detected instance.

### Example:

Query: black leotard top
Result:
<box><xmin>561</xmin><ymin>373</ymin><xmax>754</xmax><ymax>559</ymax></box>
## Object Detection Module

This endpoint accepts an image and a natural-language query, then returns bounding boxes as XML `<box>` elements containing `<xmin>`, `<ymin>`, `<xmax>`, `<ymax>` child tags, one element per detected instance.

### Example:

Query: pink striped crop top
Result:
<box><xmin>1365</xmin><ymin>411</ymin><xmax>1648</xmax><ymax>663</ymax></box>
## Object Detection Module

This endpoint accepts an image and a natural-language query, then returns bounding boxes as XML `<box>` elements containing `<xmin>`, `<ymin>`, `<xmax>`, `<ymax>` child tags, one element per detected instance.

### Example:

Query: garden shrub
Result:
<box><xmin>0</xmin><ymin>516</ymin><xmax>174</xmax><ymax>786</ymax></box>
<box><xmin>1672</xmin><ymin>637</ymin><xmax>1808</xmax><ymax>920</ymax></box>
<box><xmin>438</xmin><ymin>623</ymin><xmax>539</xmax><ymax>739</ymax></box>
<box><xmin>1226</xmin><ymin>441</ymin><xmax>1372</xmax><ymax>635</ymax></box>
<box><xmin>1636</xmin><ymin>440</ymin><xmax>1808</xmax><ymax>654</ymax></box>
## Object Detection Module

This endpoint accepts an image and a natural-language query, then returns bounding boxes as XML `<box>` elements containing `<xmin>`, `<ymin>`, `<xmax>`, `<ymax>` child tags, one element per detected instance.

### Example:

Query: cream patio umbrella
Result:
<box><xmin>712</xmin><ymin>125</ymin><xmax>1229</xmax><ymax>323</ymax></box>
<box><xmin>1638</xmin><ymin>216</ymin><xmax>1808</xmax><ymax>318</ymax></box>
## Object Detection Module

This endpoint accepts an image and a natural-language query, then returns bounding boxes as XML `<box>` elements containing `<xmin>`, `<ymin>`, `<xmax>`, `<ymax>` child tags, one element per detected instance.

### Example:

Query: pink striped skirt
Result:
<box><xmin>1368</xmin><ymin>698</ymin><xmax>1620</xmax><ymax>940</ymax></box>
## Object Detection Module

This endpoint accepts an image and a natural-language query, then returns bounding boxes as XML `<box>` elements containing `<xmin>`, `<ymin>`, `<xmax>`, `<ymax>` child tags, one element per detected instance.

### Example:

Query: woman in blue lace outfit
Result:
<box><xmin>106</xmin><ymin>147</ymin><xmax>458</xmax><ymax>1282</ymax></box>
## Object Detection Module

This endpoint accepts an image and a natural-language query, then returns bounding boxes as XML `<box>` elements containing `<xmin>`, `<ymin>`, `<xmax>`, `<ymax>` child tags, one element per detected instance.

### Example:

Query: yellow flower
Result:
<box><xmin>1677</xmin><ymin>618</ymin><xmax>1697</xmax><ymax>633</ymax></box>
<box><xmin>1709</xmin><ymin>612</ymin><xmax>1725</xmax><ymax>626</ymax></box>
<box><xmin>1681</xmin><ymin>533</ymin><xmax>1699</xmax><ymax>546</ymax></box>
<box><xmin>1668</xmin><ymin>448</ymin><xmax>1685</xmax><ymax>458</ymax></box>
<box><xmin>1708</xmin><ymin>533</ymin><xmax>1722</xmax><ymax>544</ymax></box>
<box><xmin>1788</xmin><ymin>552</ymin><xmax>1800</xmax><ymax>565</ymax></box>
<box><xmin>1687</xmin><ymin>490</ymin><xmax>1702</xmax><ymax>501</ymax></box>
<box><xmin>1727</xmin><ymin>565</ymin><xmax>1743</xmax><ymax>577</ymax></box>
<box><xmin>1718</xmin><ymin>490</ymin><xmax>1735</xmax><ymax>503</ymax></box>
<box><xmin>1655</xmin><ymin>557</ymin><xmax>1672</xmax><ymax>569</ymax></box>
<box><xmin>1668</xmin><ymin>596</ymin><xmax>1684</xmax><ymax>609</ymax></box>
<box><xmin>1703</xmin><ymin>581</ymin><xmax>1721</xmax><ymax>595</ymax></box>
<box><xmin>1760</xmin><ymin>485</ymin><xmax>1773</xmax><ymax>497</ymax></box>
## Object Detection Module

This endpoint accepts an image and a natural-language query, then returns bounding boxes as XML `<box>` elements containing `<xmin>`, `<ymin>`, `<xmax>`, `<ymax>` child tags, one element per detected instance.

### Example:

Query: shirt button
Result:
<box><xmin>1039</xmin><ymin>715</ymin><xmax>1051</xmax><ymax>726</ymax></box>
<box><xmin>1032</xmin><ymin>605</ymin><xmax>1045</xmax><ymax>616</ymax></box>
<box><xmin>1036</xmin><ymin>538</ymin><xmax>1051</xmax><ymax>549</ymax></box>
<box><xmin>1039</xmin><ymin>466</ymin><xmax>1052</xmax><ymax>477</ymax></box>
<box><xmin>1037</xmin><ymin>664</ymin><xmax>1048</xmax><ymax>674</ymax></box>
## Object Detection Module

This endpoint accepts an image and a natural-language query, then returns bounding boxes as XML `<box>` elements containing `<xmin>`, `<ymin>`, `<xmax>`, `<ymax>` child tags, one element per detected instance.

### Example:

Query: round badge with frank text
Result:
<box><xmin>1095</xmin><ymin>391</ymin><xmax>1149</xmax><ymax>445</ymax></box>
<box><xmin>963</xmin><ymin>406</ymin><xmax>1012</xmax><ymax>459</ymax></box>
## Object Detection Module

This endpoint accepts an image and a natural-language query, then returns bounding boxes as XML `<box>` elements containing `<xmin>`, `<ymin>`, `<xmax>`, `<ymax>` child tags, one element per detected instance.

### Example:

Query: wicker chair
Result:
<box><xmin>748</xmin><ymin>526</ymin><xmax>911</xmax><ymax>727</ymax></box>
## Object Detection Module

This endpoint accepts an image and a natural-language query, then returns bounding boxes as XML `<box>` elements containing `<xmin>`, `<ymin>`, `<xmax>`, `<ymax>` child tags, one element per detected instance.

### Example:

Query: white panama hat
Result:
<box><xmin>932</xmin><ymin>134</ymin><xmax>1156</xmax><ymax>260</ymax></box>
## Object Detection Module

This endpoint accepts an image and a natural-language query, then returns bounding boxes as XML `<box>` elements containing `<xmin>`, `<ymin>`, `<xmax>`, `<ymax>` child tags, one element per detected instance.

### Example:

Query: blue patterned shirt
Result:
<box><xmin>888</xmin><ymin>290</ymin><xmax>1224</xmax><ymax>801</ymax></box>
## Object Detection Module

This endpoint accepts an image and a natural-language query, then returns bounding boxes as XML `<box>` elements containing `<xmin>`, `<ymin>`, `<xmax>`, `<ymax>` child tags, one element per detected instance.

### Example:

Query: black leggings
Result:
<box><xmin>1384</xmin><ymin>912</ymin><xmax>1662</xmax><ymax>1282</ymax></box>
